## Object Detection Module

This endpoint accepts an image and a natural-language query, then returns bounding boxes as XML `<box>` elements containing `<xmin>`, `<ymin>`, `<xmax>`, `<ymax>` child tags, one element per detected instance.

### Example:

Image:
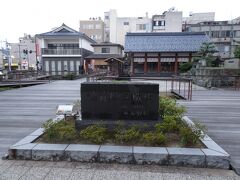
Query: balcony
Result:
<box><xmin>41</xmin><ymin>48</ymin><xmax>82</xmax><ymax>57</ymax></box>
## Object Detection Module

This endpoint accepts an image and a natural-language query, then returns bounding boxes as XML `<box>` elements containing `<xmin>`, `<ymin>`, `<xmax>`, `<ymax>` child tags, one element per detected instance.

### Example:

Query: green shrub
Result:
<box><xmin>42</xmin><ymin>119</ymin><xmax>77</xmax><ymax>142</ymax></box>
<box><xmin>142</xmin><ymin>131</ymin><xmax>166</xmax><ymax>145</ymax></box>
<box><xmin>159</xmin><ymin>97</ymin><xmax>186</xmax><ymax>117</ymax></box>
<box><xmin>42</xmin><ymin>119</ymin><xmax>59</xmax><ymax>141</ymax></box>
<box><xmin>64</xmin><ymin>73</ymin><xmax>76</xmax><ymax>80</ymax></box>
<box><xmin>155</xmin><ymin>115</ymin><xmax>181</xmax><ymax>133</ymax></box>
<box><xmin>180</xmin><ymin>126</ymin><xmax>201</xmax><ymax>146</ymax></box>
<box><xmin>114</xmin><ymin>126</ymin><xmax>140</xmax><ymax>143</ymax></box>
<box><xmin>58</xmin><ymin>125</ymin><xmax>77</xmax><ymax>141</ymax></box>
<box><xmin>179</xmin><ymin>62</ymin><xmax>192</xmax><ymax>73</ymax></box>
<box><xmin>80</xmin><ymin>125</ymin><xmax>107</xmax><ymax>144</ymax></box>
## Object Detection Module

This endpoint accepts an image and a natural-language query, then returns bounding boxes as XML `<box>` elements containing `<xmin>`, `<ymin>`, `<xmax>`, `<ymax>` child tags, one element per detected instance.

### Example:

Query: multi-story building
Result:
<box><xmin>85</xmin><ymin>42</ymin><xmax>123</xmax><ymax>73</ymax></box>
<box><xmin>183</xmin><ymin>12</ymin><xmax>215</xmax><ymax>25</ymax></box>
<box><xmin>104</xmin><ymin>9</ymin><xmax>152</xmax><ymax>45</ymax></box>
<box><xmin>10</xmin><ymin>34</ymin><xmax>36</xmax><ymax>70</ymax></box>
<box><xmin>187</xmin><ymin>20</ymin><xmax>240</xmax><ymax>59</ymax></box>
<box><xmin>36</xmin><ymin>23</ymin><xmax>95</xmax><ymax>75</ymax></box>
<box><xmin>0</xmin><ymin>49</ymin><xmax>3</xmax><ymax>70</ymax></box>
<box><xmin>79</xmin><ymin>18</ymin><xmax>104</xmax><ymax>43</ymax></box>
<box><xmin>152</xmin><ymin>10</ymin><xmax>182</xmax><ymax>32</ymax></box>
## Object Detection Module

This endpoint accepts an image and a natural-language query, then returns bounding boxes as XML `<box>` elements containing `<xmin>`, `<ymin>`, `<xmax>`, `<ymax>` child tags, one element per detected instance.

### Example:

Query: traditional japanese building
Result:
<box><xmin>36</xmin><ymin>24</ymin><xmax>95</xmax><ymax>76</ymax></box>
<box><xmin>124</xmin><ymin>32</ymin><xmax>209</xmax><ymax>76</ymax></box>
<box><xmin>84</xmin><ymin>42</ymin><xmax>124</xmax><ymax>74</ymax></box>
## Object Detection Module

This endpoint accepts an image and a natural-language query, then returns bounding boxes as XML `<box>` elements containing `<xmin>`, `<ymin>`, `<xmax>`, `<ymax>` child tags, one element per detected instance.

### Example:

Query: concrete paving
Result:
<box><xmin>0</xmin><ymin>159</ymin><xmax>239</xmax><ymax>180</ymax></box>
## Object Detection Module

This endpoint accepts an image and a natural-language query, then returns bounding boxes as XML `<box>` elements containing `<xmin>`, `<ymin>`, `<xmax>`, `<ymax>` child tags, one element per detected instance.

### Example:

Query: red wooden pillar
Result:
<box><xmin>144</xmin><ymin>53</ymin><xmax>147</xmax><ymax>74</ymax></box>
<box><xmin>157</xmin><ymin>53</ymin><xmax>161</xmax><ymax>73</ymax></box>
<box><xmin>174</xmin><ymin>53</ymin><xmax>178</xmax><ymax>75</ymax></box>
<box><xmin>189</xmin><ymin>53</ymin><xmax>192</xmax><ymax>63</ymax></box>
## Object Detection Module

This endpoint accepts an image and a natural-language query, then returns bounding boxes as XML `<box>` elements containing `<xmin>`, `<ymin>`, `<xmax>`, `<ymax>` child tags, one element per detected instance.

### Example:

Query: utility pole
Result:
<box><xmin>4</xmin><ymin>40</ymin><xmax>11</xmax><ymax>72</ymax></box>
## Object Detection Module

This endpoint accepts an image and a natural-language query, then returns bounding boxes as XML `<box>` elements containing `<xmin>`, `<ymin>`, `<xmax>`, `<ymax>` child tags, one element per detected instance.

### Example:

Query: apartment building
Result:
<box><xmin>10</xmin><ymin>34</ymin><xmax>36</xmax><ymax>70</ymax></box>
<box><xmin>152</xmin><ymin>10</ymin><xmax>182</xmax><ymax>32</ymax></box>
<box><xmin>79</xmin><ymin>18</ymin><xmax>104</xmax><ymax>43</ymax></box>
<box><xmin>187</xmin><ymin>20</ymin><xmax>240</xmax><ymax>59</ymax></box>
<box><xmin>104</xmin><ymin>9</ymin><xmax>152</xmax><ymax>45</ymax></box>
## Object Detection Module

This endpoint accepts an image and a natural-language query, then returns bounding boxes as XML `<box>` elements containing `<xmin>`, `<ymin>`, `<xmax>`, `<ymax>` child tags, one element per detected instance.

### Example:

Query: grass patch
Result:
<box><xmin>0</xmin><ymin>87</ymin><xmax>15</xmax><ymax>91</ymax></box>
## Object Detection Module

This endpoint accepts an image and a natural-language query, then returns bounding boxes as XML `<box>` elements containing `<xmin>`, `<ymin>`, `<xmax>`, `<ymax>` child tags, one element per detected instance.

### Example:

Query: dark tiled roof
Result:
<box><xmin>124</xmin><ymin>32</ymin><xmax>210</xmax><ymax>53</ymax></box>
<box><xmin>85</xmin><ymin>54</ymin><xmax>123</xmax><ymax>59</ymax></box>
<box><xmin>36</xmin><ymin>24</ymin><xmax>96</xmax><ymax>44</ymax></box>
<box><xmin>91</xmin><ymin>42</ymin><xmax>124</xmax><ymax>49</ymax></box>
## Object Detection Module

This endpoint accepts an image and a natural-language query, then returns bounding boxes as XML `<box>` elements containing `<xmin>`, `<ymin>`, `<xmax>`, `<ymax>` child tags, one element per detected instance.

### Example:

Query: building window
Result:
<box><xmin>220</xmin><ymin>31</ymin><xmax>226</xmax><ymax>38</ymax></box>
<box><xmin>95</xmin><ymin>24</ymin><xmax>101</xmax><ymax>29</ymax></box>
<box><xmin>153</xmin><ymin>20</ymin><xmax>165</xmax><ymax>27</ymax></box>
<box><xmin>105</xmin><ymin>16</ymin><xmax>109</xmax><ymax>20</ymax></box>
<box><xmin>224</xmin><ymin>46</ymin><xmax>230</xmax><ymax>52</ymax></box>
<box><xmin>211</xmin><ymin>31</ymin><xmax>219</xmax><ymax>38</ymax></box>
<box><xmin>136</xmin><ymin>24</ymin><xmax>147</xmax><ymax>30</ymax></box>
<box><xmin>226</xmin><ymin>31</ymin><xmax>231</xmax><ymax>37</ymax></box>
<box><xmin>102</xmin><ymin>48</ymin><xmax>110</xmax><ymax>53</ymax></box>
<box><xmin>234</xmin><ymin>31</ymin><xmax>240</xmax><ymax>37</ymax></box>
<box><xmin>123</xmin><ymin>22</ymin><xmax>129</xmax><ymax>25</ymax></box>
<box><xmin>82</xmin><ymin>24</ymin><xmax>94</xmax><ymax>29</ymax></box>
<box><xmin>160</xmin><ymin>20</ymin><xmax>165</xmax><ymax>26</ymax></box>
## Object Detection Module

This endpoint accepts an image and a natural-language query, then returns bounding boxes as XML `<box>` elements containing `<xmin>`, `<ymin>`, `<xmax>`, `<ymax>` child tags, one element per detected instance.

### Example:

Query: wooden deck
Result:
<box><xmin>178</xmin><ymin>89</ymin><xmax>240</xmax><ymax>172</ymax></box>
<box><xmin>0</xmin><ymin>79</ymin><xmax>84</xmax><ymax>156</ymax></box>
<box><xmin>0</xmin><ymin>80</ymin><xmax>239</xmax><ymax>173</ymax></box>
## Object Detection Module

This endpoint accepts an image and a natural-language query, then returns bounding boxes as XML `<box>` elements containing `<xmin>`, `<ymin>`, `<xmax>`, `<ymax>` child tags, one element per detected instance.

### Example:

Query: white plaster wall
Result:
<box><xmin>80</xmin><ymin>38</ymin><xmax>93</xmax><ymax>52</ymax></box>
<box><xmin>165</xmin><ymin>11</ymin><xmax>182</xmax><ymax>32</ymax></box>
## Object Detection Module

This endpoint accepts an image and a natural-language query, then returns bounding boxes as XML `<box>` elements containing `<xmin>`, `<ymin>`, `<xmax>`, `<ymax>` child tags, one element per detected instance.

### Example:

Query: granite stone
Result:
<box><xmin>202</xmin><ymin>148</ymin><xmax>230</xmax><ymax>169</ymax></box>
<box><xmin>32</xmin><ymin>144</ymin><xmax>68</xmax><ymax>161</ymax></box>
<box><xmin>65</xmin><ymin>144</ymin><xmax>100</xmax><ymax>162</ymax></box>
<box><xmin>201</xmin><ymin>140</ymin><xmax>229</xmax><ymax>156</ymax></box>
<box><xmin>12</xmin><ymin>136</ymin><xmax>39</xmax><ymax>147</ymax></box>
<box><xmin>99</xmin><ymin>145</ymin><xmax>133</xmax><ymax>163</ymax></box>
<box><xmin>81</xmin><ymin>82</ymin><xmax>159</xmax><ymax>121</ymax></box>
<box><xmin>133</xmin><ymin>146</ymin><xmax>168</xmax><ymax>165</ymax></box>
<box><xmin>9</xmin><ymin>143</ymin><xmax>37</xmax><ymax>160</ymax></box>
<box><xmin>29</xmin><ymin>128</ymin><xmax>44</xmax><ymax>136</ymax></box>
<box><xmin>167</xmin><ymin>148</ymin><xmax>205</xmax><ymax>167</ymax></box>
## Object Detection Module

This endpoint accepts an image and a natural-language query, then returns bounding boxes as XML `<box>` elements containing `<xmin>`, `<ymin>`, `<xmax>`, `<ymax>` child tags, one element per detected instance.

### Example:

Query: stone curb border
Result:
<box><xmin>7</xmin><ymin>115</ymin><xmax>230</xmax><ymax>169</ymax></box>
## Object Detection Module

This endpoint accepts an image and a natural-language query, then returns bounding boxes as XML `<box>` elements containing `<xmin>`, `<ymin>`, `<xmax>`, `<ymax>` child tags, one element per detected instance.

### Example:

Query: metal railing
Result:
<box><xmin>41</xmin><ymin>49</ymin><xmax>81</xmax><ymax>55</ymax></box>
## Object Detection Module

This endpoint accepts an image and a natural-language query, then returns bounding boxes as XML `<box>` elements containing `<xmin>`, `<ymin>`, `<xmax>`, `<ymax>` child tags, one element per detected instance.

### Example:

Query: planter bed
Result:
<box><xmin>7</xmin><ymin>115</ymin><xmax>230</xmax><ymax>169</ymax></box>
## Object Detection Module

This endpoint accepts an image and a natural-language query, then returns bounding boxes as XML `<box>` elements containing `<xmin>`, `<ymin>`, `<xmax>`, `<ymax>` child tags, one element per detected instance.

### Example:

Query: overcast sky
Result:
<box><xmin>0</xmin><ymin>0</ymin><xmax>239</xmax><ymax>44</ymax></box>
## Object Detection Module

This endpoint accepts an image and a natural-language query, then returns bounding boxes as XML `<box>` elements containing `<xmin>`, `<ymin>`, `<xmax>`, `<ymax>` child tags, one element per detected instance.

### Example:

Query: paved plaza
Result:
<box><xmin>0</xmin><ymin>79</ymin><xmax>240</xmax><ymax>178</ymax></box>
<box><xmin>0</xmin><ymin>159</ymin><xmax>239</xmax><ymax>180</ymax></box>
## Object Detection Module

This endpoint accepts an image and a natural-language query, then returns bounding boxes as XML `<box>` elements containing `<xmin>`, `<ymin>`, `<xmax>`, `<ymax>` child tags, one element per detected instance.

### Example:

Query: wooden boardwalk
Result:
<box><xmin>0</xmin><ymin>79</ymin><xmax>84</xmax><ymax>156</ymax></box>
<box><xmin>0</xmin><ymin>80</ymin><xmax>240</xmax><ymax>173</ymax></box>
<box><xmin>179</xmin><ymin>89</ymin><xmax>240</xmax><ymax>172</ymax></box>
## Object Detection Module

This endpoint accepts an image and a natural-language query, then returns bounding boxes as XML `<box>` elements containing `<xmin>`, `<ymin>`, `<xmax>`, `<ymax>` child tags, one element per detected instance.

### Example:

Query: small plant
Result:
<box><xmin>114</xmin><ymin>126</ymin><xmax>140</xmax><ymax>144</ymax></box>
<box><xmin>142</xmin><ymin>131</ymin><xmax>166</xmax><ymax>145</ymax></box>
<box><xmin>80</xmin><ymin>124</ymin><xmax>107</xmax><ymax>144</ymax></box>
<box><xmin>159</xmin><ymin>97</ymin><xmax>186</xmax><ymax>118</ymax></box>
<box><xmin>42</xmin><ymin>119</ymin><xmax>59</xmax><ymax>141</ymax></box>
<box><xmin>155</xmin><ymin>115</ymin><xmax>181</xmax><ymax>133</ymax></box>
<box><xmin>179</xmin><ymin>62</ymin><xmax>192</xmax><ymax>73</ymax></box>
<box><xmin>180</xmin><ymin>125</ymin><xmax>202</xmax><ymax>146</ymax></box>
<box><xmin>42</xmin><ymin>119</ymin><xmax>77</xmax><ymax>142</ymax></box>
<box><xmin>64</xmin><ymin>73</ymin><xmax>76</xmax><ymax>80</ymax></box>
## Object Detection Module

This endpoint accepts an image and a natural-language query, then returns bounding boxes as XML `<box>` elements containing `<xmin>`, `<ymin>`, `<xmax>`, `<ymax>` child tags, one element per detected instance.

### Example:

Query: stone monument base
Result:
<box><xmin>75</xmin><ymin>119</ymin><xmax>161</xmax><ymax>131</ymax></box>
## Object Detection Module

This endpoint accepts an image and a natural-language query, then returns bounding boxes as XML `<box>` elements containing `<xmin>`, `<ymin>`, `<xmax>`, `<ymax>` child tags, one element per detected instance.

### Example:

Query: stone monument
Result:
<box><xmin>76</xmin><ymin>82</ymin><xmax>160</xmax><ymax>129</ymax></box>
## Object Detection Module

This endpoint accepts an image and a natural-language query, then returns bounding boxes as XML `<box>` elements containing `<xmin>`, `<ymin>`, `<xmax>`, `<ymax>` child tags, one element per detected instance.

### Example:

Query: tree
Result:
<box><xmin>234</xmin><ymin>46</ymin><xmax>240</xmax><ymax>59</ymax></box>
<box><xmin>197</xmin><ymin>42</ymin><xmax>217</xmax><ymax>67</ymax></box>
